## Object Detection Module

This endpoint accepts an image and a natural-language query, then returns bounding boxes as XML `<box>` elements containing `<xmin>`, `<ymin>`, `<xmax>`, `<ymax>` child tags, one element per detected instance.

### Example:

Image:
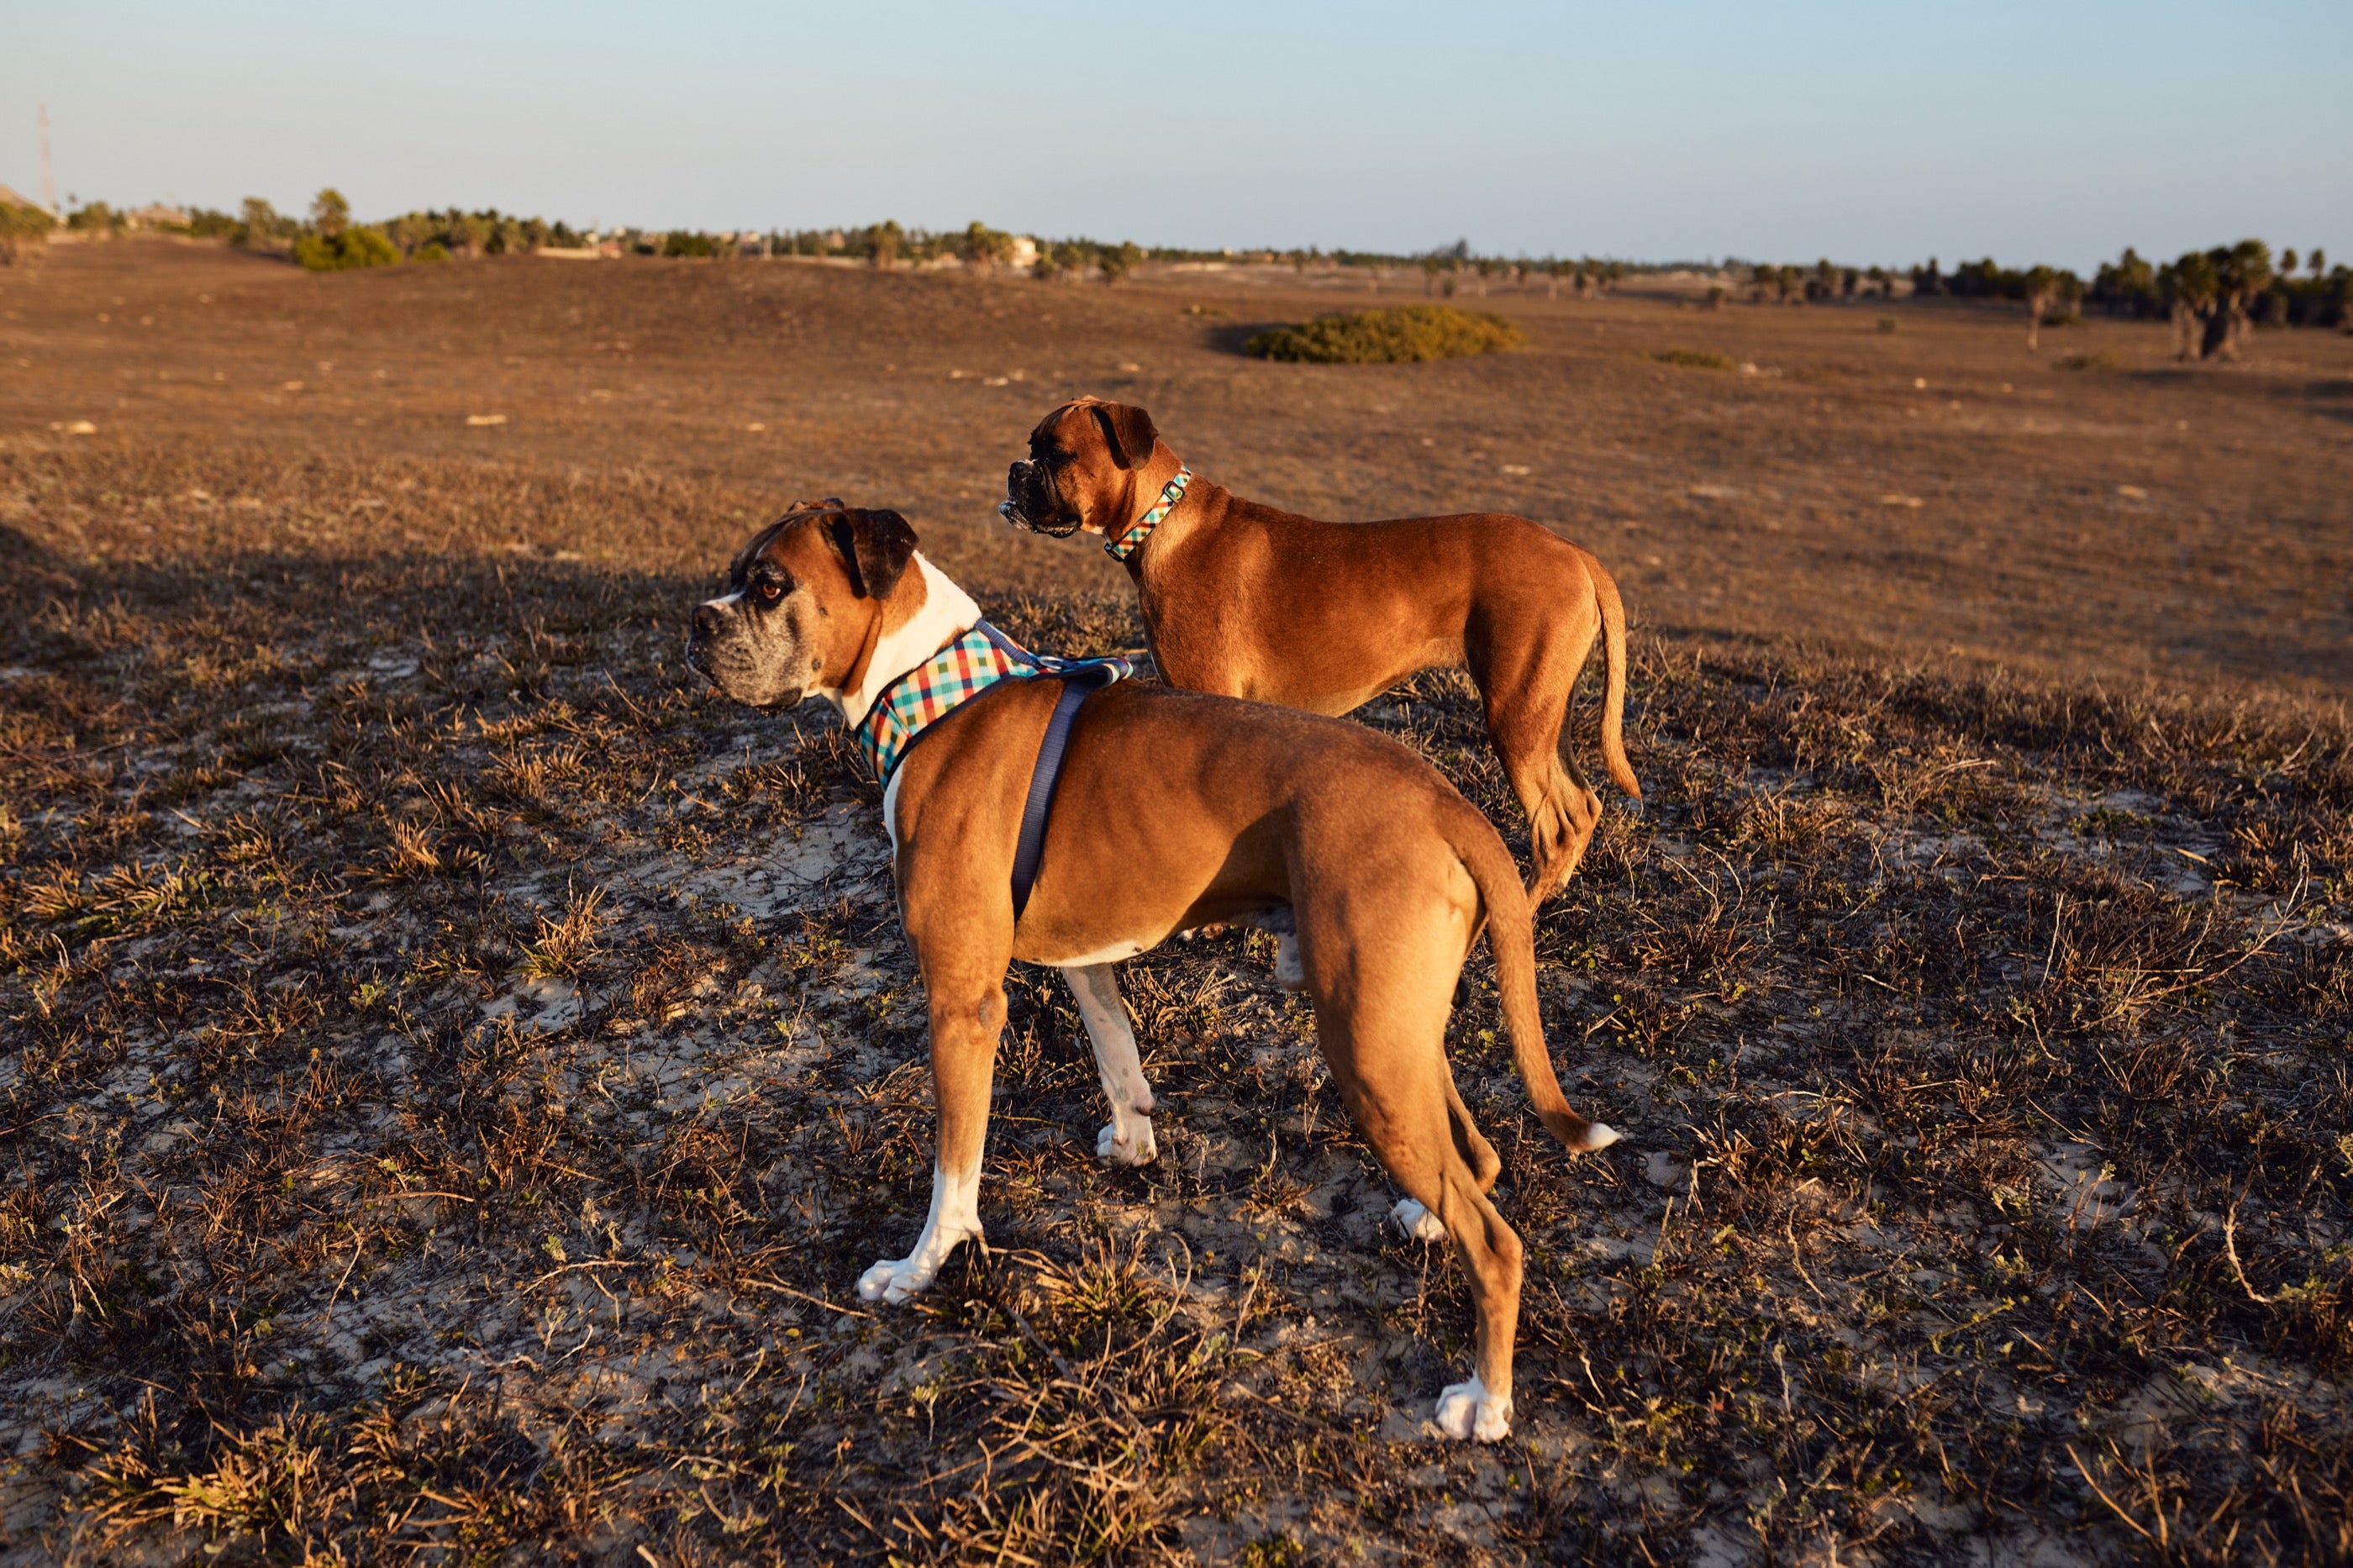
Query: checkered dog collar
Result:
<box><xmin>1104</xmin><ymin>466</ymin><xmax>1192</xmax><ymax>563</ymax></box>
<box><xmin>855</xmin><ymin>620</ymin><xmax>1132</xmax><ymax>784</ymax></box>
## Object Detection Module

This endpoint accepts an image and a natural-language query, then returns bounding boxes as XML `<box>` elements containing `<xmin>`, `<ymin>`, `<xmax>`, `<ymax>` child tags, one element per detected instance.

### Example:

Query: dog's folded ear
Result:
<box><xmin>825</xmin><ymin>508</ymin><xmax>919</xmax><ymax>599</ymax></box>
<box><xmin>786</xmin><ymin>495</ymin><xmax>848</xmax><ymax>515</ymax></box>
<box><xmin>1092</xmin><ymin>402</ymin><xmax>1159</xmax><ymax>470</ymax></box>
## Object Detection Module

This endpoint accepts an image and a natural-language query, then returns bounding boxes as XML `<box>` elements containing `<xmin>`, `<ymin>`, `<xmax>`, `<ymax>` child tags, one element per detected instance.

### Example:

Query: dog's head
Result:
<box><xmin>687</xmin><ymin>497</ymin><xmax>919</xmax><ymax>709</ymax></box>
<box><xmin>1001</xmin><ymin>397</ymin><xmax>1161</xmax><ymax>539</ymax></box>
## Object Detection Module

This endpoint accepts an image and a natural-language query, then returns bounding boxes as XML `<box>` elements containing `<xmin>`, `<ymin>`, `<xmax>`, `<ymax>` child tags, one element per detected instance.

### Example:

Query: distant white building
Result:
<box><xmin>1010</xmin><ymin>234</ymin><xmax>1039</xmax><ymax>271</ymax></box>
<box><xmin>124</xmin><ymin>203</ymin><xmax>190</xmax><ymax>230</ymax></box>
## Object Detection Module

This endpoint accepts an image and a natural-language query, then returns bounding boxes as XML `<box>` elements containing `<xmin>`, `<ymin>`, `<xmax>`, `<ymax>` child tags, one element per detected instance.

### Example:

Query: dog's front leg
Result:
<box><xmin>858</xmin><ymin>972</ymin><xmax>1006</xmax><ymax>1304</ymax></box>
<box><xmin>1062</xmin><ymin>964</ymin><xmax>1157</xmax><ymax>1166</ymax></box>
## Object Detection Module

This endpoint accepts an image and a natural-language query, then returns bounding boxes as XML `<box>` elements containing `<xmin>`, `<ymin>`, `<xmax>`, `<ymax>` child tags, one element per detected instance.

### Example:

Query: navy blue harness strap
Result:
<box><xmin>1011</xmin><ymin>667</ymin><xmax>1124</xmax><ymax>919</ymax></box>
<box><xmin>970</xmin><ymin>621</ymin><xmax>1125</xmax><ymax>923</ymax></box>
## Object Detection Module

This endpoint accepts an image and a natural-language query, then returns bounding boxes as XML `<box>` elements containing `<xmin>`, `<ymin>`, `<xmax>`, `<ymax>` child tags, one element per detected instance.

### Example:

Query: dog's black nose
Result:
<box><xmin>692</xmin><ymin>602</ymin><xmax>724</xmax><ymax>640</ymax></box>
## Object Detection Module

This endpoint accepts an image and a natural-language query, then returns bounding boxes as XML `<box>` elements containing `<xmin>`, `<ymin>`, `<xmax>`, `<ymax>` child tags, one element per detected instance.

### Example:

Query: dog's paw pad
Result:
<box><xmin>1392</xmin><ymin>1198</ymin><xmax>1446</xmax><ymax>1243</ymax></box>
<box><xmin>1096</xmin><ymin>1119</ymin><xmax>1158</xmax><ymax>1167</ymax></box>
<box><xmin>1434</xmin><ymin>1376</ymin><xmax>1512</xmax><ymax>1442</ymax></box>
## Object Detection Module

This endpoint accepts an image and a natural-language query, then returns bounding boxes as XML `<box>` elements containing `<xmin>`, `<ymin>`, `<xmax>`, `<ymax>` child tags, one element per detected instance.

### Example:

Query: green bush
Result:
<box><xmin>0</xmin><ymin>199</ymin><xmax>55</xmax><ymax>265</ymax></box>
<box><xmin>1244</xmin><ymin>305</ymin><xmax>1525</xmax><ymax>363</ymax></box>
<box><xmin>1653</xmin><ymin>348</ymin><xmax>1738</xmax><ymax>371</ymax></box>
<box><xmin>1</xmin><ymin>201</ymin><xmax>56</xmax><ymax>237</ymax></box>
<box><xmin>293</xmin><ymin>227</ymin><xmax>400</xmax><ymax>271</ymax></box>
<box><xmin>412</xmin><ymin>242</ymin><xmax>450</xmax><ymax>264</ymax></box>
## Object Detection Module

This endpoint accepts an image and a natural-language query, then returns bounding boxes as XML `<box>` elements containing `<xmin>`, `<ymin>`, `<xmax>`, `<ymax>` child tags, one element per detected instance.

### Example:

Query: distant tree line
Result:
<box><xmin>1743</xmin><ymin>260</ymin><xmax>1903</xmax><ymax>304</ymax></box>
<box><xmin>1895</xmin><ymin>243</ymin><xmax>2349</xmax><ymax>358</ymax></box>
<box><xmin>191</xmin><ymin>192</ymin><xmax>597</xmax><ymax>270</ymax></box>
<box><xmin>38</xmin><ymin>187</ymin><xmax>2353</xmax><ymax>356</ymax></box>
<box><xmin>2085</xmin><ymin>242</ymin><xmax>2346</xmax><ymax>359</ymax></box>
<box><xmin>18</xmin><ymin>192</ymin><xmax>1677</xmax><ymax>294</ymax></box>
<box><xmin>1713</xmin><ymin>241</ymin><xmax>2346</xmax><ymax>357</ymax></box>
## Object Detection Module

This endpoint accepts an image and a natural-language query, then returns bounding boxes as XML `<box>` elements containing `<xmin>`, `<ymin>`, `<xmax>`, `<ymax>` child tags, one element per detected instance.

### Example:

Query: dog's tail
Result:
<box><xmin>1587</xmin><ymin>551</ymin><xmax>1642</xmax><ymax>805</ymax></box>
<box><xmin>1446</xmin><ymin>806</ymin><xmax>1620</xmax><ymax>1155</ymax></box>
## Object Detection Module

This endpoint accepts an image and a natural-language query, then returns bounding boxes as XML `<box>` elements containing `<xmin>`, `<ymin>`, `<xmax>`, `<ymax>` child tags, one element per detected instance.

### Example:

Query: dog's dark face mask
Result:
<box><xmin>1001</xmin><ymin>444</ymin><xmax>1084</xmax><ymax>537</ymax></box>
<box><xmin>1001</xmin><ymin>399</ymin><xmax>1160</xmax><ymax>539</ymax></box>
<box><xmin>687</xmin><ymin>505</ymin><xmax>917</xmax><ymax>708</ymax></box>
<box><xmin>687</xmin><ymin>522</ymin><xmax>826</xmax><ymax>709</ymax></box>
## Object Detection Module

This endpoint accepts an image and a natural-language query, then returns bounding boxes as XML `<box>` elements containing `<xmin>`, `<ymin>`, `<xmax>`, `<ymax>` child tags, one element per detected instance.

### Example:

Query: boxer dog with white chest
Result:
<box><xmin>1003</xmin><ymin>397</ymin><xmax>1641</xmax><ymax>907</ymax></box>
<box><xmin>687</xmin><ymin>499</ymin><xmax>1620</xmax><ymax>1441</ymax></box>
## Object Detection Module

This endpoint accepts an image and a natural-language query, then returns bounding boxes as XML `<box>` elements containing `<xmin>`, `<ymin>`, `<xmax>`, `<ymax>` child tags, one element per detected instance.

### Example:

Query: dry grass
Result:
<box><xmin>1</xmin><ymin>241</ymin><xmax>2350</xmax><ymax>1565</ymax></box>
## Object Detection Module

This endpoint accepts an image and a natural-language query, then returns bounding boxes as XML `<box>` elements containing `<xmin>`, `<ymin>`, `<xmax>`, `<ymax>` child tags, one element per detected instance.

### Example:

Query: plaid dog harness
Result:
<box><xmin>857</xmin><ymin>621</ymin><xmax>1131</xmax><ymax>918</ymax></box>
<box><xmin>1104</xmin><ymin>466</ymin><xmax>1192</xmax><ymax>563</ymax></box>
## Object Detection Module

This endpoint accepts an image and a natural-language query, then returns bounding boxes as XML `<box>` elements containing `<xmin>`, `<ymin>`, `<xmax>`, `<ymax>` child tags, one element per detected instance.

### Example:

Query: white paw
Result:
<box><xmin>1392</xmin><ymin>1198</ymin><xmax>1446</xmax><ymax>1243</ymax></box>
<box><xmin>1579</xmin><ymin>1121</ymin><xmax>1622</xmax><ymax>1152</ymax></box>
<box><xmin>1273</xmin><ymin>932</ymin><xmax>1306</xmax><ymax>992</ymax></box>
<box><xmin>1434</xmin><ymin>1375</ymin><xmax>1513</xmax><ymax>1442</ymax></box>
<box><xmin>1096</xmin><ymin>1117</ymin><xmax>1159</xmax><ymax>1166</ymax></box>
<box><xmin>857</xmin><ymin>1255</ymin><xmax>937</xmax><ymax>1304</ymax></box>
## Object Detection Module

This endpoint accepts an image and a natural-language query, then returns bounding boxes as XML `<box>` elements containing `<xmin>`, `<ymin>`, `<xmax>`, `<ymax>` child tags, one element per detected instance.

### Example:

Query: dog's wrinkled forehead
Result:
<box><xmin>725</xmin><ymin>518</ymin><xmax>794</xmax><ymax>585</ymax></box>
<box><xmin>1028</xmin><ymin>402</ymin><xmax>1092</xmax><ymax>461</ymax></box>
<box><xmin>725</xmin><ymin>497</ymin><xmax>849</xmax><ymax>585</ymax></box>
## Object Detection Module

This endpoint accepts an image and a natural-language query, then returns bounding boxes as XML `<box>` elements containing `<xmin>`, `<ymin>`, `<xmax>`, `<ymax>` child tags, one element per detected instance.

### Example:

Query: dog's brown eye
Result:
<box><xmin>755</xmin><ymin>581</ymin><xmax>782</xmax><ymax>603</ymax></box>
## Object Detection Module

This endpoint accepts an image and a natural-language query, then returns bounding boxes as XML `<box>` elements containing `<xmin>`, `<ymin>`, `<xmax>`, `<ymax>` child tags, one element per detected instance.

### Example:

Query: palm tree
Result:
<box><xmin>2024</xmin><ymin>265</ymin><xmax>2058</xmax><ymax>350</ymax></box>
<box><xmin>2164</xmin><ymin>252</ymin><xmax>2219</xmax><ymax>360</ymax></box>
<box><xmin>2185</xmin><ymin>240</ymin><xmax>2274</xmax><ymax>359</ymax></box>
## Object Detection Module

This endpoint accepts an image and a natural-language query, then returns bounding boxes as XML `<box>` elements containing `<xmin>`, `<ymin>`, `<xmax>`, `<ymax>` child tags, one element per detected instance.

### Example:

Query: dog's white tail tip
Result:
<box><xmin>1580</xmin><ymin>1122</ymin><xmax>1621</xmax><ymax>1152</ymax></box>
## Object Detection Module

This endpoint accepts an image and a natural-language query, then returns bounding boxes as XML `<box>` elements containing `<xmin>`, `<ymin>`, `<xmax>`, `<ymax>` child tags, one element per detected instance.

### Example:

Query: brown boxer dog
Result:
<box><xmin>687</xmin><ymin>502</ymin><xmax>1619</xmax><ymax>1442</ymax></box>
<box><xmin>1002</xmin><ymin>398</ymin><xmax>1641</xmax><ymax>907</ymax></box>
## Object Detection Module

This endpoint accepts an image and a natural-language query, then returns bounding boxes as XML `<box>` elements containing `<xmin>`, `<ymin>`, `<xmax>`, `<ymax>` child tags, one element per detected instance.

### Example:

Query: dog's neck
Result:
<box><xmin>818</xmin><ymin>553</ymin><xmax>983</xmax><ymax>724</ymax></box>
<box><xmin>1103</xmin><ymin>455</ymin><xmax>1198</xmax><ymax>564</ymax></box>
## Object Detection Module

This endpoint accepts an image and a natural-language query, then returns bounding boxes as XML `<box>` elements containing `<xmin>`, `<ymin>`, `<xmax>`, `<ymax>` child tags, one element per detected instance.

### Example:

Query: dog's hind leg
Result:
<box><xmin>1447</xmin><ymin>1071</ymin><xmax>1503</xmax><ymax>1192</ymax></box>
<box><xmin>1473</xmin><ymin>612</ymin><xmax>1603</xmax><ymax>909</ymax></box>
<box><xmin>1063</xmin><ymin>964</ymin><xmax>1158</xmax><ymax>1166</ymax></box>
<box><xmin>1532</xmin><ymin>734</ymin><xmax>1604</xmax><ymax>906</ymax></box>
<box><xmin>1356</xmin><ymin>1085</ymin><xmax>1524</xmax><ymax>1440</ymax></box>
<box><xmin>1303</xmin><ymin>867</ymin><xmax>1522</xmax><ymax>1440</ymax></box>
<box><xmin>1392</xmin><ymin>1069</ymin><xmax>1503</xmax><ymax>1241</ymax></box>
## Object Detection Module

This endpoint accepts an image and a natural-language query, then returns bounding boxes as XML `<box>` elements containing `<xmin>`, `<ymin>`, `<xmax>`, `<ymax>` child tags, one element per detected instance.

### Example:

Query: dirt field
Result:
<box><xmin>8</xmin><ymin>239</ymin><xmax>2353</xmax><ymax>692</ymax></box>
<box><xmin>2</xmin><ymin>239</ymin><xmax>2350</xmax><ymax>1565</ymax></box>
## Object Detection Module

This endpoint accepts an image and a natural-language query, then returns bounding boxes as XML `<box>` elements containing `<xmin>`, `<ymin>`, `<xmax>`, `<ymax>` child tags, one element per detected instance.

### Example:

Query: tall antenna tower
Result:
<box><xmin>39</xmin><ymin>103</ymin><xmax>56</xmax><ymax>214</ymax></box>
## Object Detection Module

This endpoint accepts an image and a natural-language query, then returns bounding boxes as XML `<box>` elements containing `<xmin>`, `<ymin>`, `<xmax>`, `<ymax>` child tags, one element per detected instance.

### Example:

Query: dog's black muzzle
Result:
<box><xmin>687</xmin><ymin>602</ymin><xmax>729</xmax><ymax>681</ymax></box>
<box><xmin>1001</xmin><ymin>460</ymin><xmax>1082</xmax><ymax>538</ymax></box>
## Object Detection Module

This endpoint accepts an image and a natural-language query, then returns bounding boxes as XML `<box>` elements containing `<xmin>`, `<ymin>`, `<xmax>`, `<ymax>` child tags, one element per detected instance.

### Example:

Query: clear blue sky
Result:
<box><xmin>6</xmin><ymin>1</ymin><xmax>2348</xmax><ymax>270</ymax></box>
